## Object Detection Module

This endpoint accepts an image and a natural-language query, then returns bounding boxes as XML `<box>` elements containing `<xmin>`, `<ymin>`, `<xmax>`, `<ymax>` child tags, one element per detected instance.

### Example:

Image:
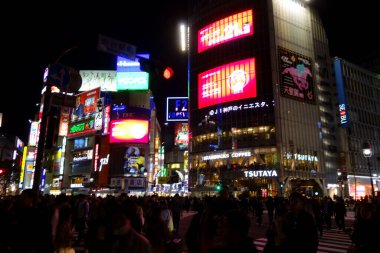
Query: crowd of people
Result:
<box><xmin>0</xmin><ymin>189</ymin><xmax>379</xmax><ymax>253</ymax></box>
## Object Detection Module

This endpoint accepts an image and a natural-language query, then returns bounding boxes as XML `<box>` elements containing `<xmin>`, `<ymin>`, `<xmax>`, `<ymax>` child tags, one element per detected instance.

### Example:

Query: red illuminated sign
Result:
<box><xmin>110</xmin><ymin>119</ymin><xmax>149</xmax><ymax>143</ymax></box>
<box><xmin>71</xmin><ymin>87</ymin><xmax>100</xmax><ymax>121</ymax></box>
<box><xmin>198</xmin><ymin>9</ymin><xmax>253</xmax><ymax>53</ymax></box>
<box><xmin>198</xmin><ymin>58</ymin><xmax>256</xmax><ymax>109</ymax></box>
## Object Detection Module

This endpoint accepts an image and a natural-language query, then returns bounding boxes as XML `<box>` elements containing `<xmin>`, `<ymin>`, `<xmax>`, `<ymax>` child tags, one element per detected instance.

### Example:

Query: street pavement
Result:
<box><xmin>254</xmin><ymin>228</ymin><xmax>352</xmax><ymax>253</ymax></box>
<box><xmin>74</xmin><ymin>210</ymin><xmax>355</xmax><ymax>253</ymax></box>
<box><xmin>180</xmin><ymin>210</ymin><xmax>355</xmax><ymax>253</ymax></box>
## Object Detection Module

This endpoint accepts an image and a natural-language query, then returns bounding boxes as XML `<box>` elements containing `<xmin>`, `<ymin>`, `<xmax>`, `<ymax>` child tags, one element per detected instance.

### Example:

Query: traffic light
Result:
<box><xmin>215</xmin><ymin>182</ymin><xmax>222</xmax><ymax>191</ymax></box>
<box><xmin>138</xmin><ymin>57</ymin><xmax>174</xmax><ymax>80</ymax></box>
<box><xmin>163</xmin><ymin>66</ymin><xmax>174</xmax><ymax>79</ymax></box>
<box><xmin>0</xmin><ymin>169</ymin><xmax>5</xmax><ymax>175</ymax></box>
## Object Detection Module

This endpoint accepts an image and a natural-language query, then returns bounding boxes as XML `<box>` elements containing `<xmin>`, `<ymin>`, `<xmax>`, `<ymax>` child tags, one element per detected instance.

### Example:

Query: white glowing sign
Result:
<box><xmin>285</xmin><ymin>153</ymin><xmax>318</xmax><ymax>162</ymax></box>
<box><xmin>244</xmin><ymin>170</ymin><xmax>278</xmax><ymax>178</ymax></box>
<box><xmin>99</xmin><ymin>154</ymin><xmax>109</xmax><ymax>172</ymax></box>
<box><xmin>79</xmin><ymin>70</ymin><xmax>117</xmax><ymax>92</ymax></box>
<box><xmin>28</xmin><ymin>122</ymin><xmax>39</xmax><ymax>146</ymax></box>
<box><xmin>207</xmin><ymin>100</ymin><xmax>271</xmax><ymax>117</ymax></box>
<box><xmin>202</xmin><ymin>151</ymin><xmax>251</xmax><ymax>161</ymax></box>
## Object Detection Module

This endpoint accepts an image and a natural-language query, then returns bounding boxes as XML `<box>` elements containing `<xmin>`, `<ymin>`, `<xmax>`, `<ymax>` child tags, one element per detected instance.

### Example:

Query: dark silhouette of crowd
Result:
<box><xmin>0</xmin><ymin>189</ymin><xmax>379</xmax><ymax>253</ymax></box>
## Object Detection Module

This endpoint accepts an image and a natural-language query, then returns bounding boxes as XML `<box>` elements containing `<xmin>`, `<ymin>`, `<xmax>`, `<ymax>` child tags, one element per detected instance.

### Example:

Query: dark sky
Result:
<box><xmin>1</xmin><ymin>0</ymin><xmax>378</xmax><ymax>143</ymax></box>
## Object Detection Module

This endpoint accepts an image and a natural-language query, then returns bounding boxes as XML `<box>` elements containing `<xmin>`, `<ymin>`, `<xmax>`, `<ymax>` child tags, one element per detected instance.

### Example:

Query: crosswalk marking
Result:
<box><xmin>253</xmin><ymin>228</ymin><xmax>352</xmax><ymax>253</ymax></box>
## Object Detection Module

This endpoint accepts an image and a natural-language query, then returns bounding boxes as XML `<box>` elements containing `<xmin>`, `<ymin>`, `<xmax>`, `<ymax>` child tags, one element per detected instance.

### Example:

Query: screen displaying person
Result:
<box><xmin>72</xmin><ymin>96</ymin><xmax>84</xmax><ymax>120</ymax></box>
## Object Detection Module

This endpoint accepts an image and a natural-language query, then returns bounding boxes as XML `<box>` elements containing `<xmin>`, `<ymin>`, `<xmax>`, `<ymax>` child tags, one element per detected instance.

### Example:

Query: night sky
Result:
<box><xmin>1</xmin><ymin>0</ymin><xmax>378</xmax><ymax>143</ymax></box>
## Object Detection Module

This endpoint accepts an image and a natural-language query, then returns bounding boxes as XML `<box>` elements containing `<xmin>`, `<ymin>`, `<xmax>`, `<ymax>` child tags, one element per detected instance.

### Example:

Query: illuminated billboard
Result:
<box><xmin>174</xmin><ymin>123</ymin><xmax>189</xmax><ymax>149</ymax></box>
<box><xmin>278</xmin><ymin>47</ymin><xmax>315</xmax><ymax>103</ymax></box>
<box><xmin>166</xmin><ymin>97</ymin><xmax>188</xmax><ymax>122</ymax></box>
<box><xmin>68</xmin><ymin>118</ymin><xmax>96</xmax><ymax>137</ymax></box>
<box><xmin>116</xmin><ymin>72</ymin><xmax>149</xmax><ymax>90</ymax></box>
<box><xmin>334</xmin><ymin>58</ymin><xmax>349</xmax><ymax>128</ymax></box>
<box><xmin>71</xmin><ymin>87</ymin><xmax>100</xmax><ymax>122</ymax></box>
<box><xmin>110</xmin><ymin>119</ymin><xmax>149</xmax><ymax>143</ymax></box>
<box><xmin>198</xmin><ymin>9</ymin><xmax>253</xmax><ymax>53</ymax></box>
<box><xmin>123</xmin><ymin>146</ymin><xmax>146</xmax><ymax>176</ymax></box>
<box><xmin>28</xmin><ymin>121</ymin><xmax>39</xmax><ymax>146</ymax></box>
<box><xmin>116</xmin><ymin>54</ymin><xmax>149</xmax><ymax>72</ymax></box>
<box><xmin>198</xmin><ymin>58</ymin><xmax>256</xmax><ymax>109</ymax></box>
<box><xmin>58</xmin><ymin>107</ymin><xmax>70</xmax><ymax>136</ymax></box>
<box><xmin>79</xmin><ymin>70</ymin><xmax>117</xmax><ymax>92</ymax></box>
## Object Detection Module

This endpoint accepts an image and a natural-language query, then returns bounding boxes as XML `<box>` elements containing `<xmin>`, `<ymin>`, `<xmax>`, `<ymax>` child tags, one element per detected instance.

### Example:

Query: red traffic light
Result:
<box><xmin>0</xmin><ymin>169</ymin><xmax>5</xmax><ymax>175</ymax></box>
<box><xmin>163</xmin><ymin>67</ymin><xmax>174</xmax><ymax>79</ymax></box>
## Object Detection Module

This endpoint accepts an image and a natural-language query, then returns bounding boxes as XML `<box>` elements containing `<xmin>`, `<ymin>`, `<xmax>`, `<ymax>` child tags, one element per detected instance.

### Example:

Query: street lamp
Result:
<box><xmin>362</xmin><ymin>142</ymin><xmax>375</xmax><ymax>199</ymax></box>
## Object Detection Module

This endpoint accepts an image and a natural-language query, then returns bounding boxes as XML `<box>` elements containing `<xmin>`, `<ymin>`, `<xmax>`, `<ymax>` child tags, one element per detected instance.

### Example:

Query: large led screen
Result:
<box><xmin>278</xmin><ymin>47</ymin><xmax>315</xmax><ymax>103</ymax></box>
<box><xmin>110</xmin><ymin>119</ymin><xmax>149</xmax><ymax>143</ymax></box>
<box><xmin>198</xmin><ymin>9</ymin><xmax>253</xmax><ymax>53</ymax></box>
<box><xmin>198</xmin><ymin>58</ymin><xmax>256</xmax><ymax>109</ymax></box>
<box><xmin>123</xmin><ymin>146</ymin><xmax>146</xmax><ymax>176</ymax></box>
<box><xmin>71</xmin><ymin>87</ymin><xmax>100</xmax><ymax>121</ymax></box>
<box><xmin>174</xmin><ymin>122</ymin><xmax>188</xmax><ymax>149</ymax></box>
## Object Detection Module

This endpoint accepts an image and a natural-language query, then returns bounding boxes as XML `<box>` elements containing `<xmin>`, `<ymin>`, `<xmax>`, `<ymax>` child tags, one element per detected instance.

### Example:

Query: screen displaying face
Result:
<box><xmin>198</xmin><ymin>58</ymin><xmax>256</xmax><ymax>108</ymax></box>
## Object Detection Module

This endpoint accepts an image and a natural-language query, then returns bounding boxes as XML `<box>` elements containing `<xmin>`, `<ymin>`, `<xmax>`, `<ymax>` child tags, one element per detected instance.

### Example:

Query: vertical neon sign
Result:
<box><xmin>334</xmin><ymin>58</ymin><xmax>349</xmax><ymax>128</ymax></box>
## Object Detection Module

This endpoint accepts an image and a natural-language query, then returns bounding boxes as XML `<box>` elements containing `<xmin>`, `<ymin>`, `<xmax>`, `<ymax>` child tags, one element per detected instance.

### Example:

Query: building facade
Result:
<box><xmin>334</xmin><ymin>57</ymin><xmax>380</xmax><ymax>199</ymax></box>
<box><xmin>188</xmin><ymin>0</ymin><xmax>338</xmax><ymax>197</ymax></box>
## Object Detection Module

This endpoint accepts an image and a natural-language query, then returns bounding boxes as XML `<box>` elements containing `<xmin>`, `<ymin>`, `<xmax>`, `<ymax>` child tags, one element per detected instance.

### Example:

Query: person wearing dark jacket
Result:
<box><xmin>283</xmin><ymin>192</ymin><xmax>319</xmax><ymax>253</ymax></box>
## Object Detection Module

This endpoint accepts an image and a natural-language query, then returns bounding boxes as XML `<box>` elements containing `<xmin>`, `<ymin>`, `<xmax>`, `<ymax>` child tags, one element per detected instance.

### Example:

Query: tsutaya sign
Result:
<box><xmin>244</xmin><ymin>170</ymin><xmax>278</xmax><ymax>178</ymax></box>
<box><xmin>203</xmin><ymin>151</ymin><xmax>251</xmax><ymax>161</ymax></box>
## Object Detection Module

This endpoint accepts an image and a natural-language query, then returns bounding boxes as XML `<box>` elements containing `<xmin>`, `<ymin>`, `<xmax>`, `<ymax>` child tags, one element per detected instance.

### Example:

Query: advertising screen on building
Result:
<box><xmin>198</xmin><ymin>9</ymin><xmax>253</xmax><ymax>53</ymax></box>
<box><xmin>174</xmin><ymin>122</ymin><xmax>189</xmax><ymax>149</ymax></box>
<box><xmin>110</xmin><ymin>119</ymin><xmax>149</xmax><ymax>143</ymax></box>
<box><xmin>198</xmin><ymin>58</ymin><xmax>256</xmax><ymax>109</ymax></box>
<box><xmin>68</xmin><ymin>118</ymin><xmax>96</xmax><ymax>137</ymax></box>
<box><xmin>278</xmin><ymin>47</ymin><xmax>315</xmax><ymax>103</ymax></box>
<box><xmin>71</xmin><ymin>87</ymin><xmax>100</xmax><ymax>122</ymax></box>
<box><xmin>166</xmin><ymin>97</ymin><xmax>188</xmax><ymax>122</ymax></box>
<box><xmin>79</xmin><ymin>70</ymin><xmax>117</xmax><ymax>92</ymax></box>
<box><xmin>122</xmin><ymin>146</ymin><xmax>146</xmax><ymax>176</ymax></box>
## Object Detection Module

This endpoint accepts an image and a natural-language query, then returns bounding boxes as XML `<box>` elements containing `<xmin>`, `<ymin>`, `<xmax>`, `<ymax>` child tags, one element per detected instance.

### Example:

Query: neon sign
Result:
<box><xmin>198</xmin><ymin>58</ymin><xmax>256</xmax><ymax>109</ymax></box>
<box><xmin>202</xmin><ymin>151</ymin><xmax>251</xmax><ymax>161</ymax></box>
<box><xmin>116</xmin><ymin>72</ymin><xmax>149</xmax><ymax>90</ymax></box>
<box><xmin>166</xmin><ymin>97</ymin><xmax>189</xmax><ymax>121</ymax></box>
<box><xmin>68</xmin><ymin>119</ymin><xmax>95</xmax><ymax>137</ymax></box>
<box><xmin>244</xmin><ymin>170</ymin><xmax>278</xmax><ymax>178</ymax></box>
<box><xmin>334</xmin><ymin>58</ymin><xmax>350</xmax><ymax>128</ymax></box>
<box><xmin>339</xmin><ymin>104</ymin><xmax>348</xmax><ymax>125</ymax></box>
<box><xmin>198</xmin><ymin>9</ymin><xmax>253</xmax><ymax>53</ymax></box>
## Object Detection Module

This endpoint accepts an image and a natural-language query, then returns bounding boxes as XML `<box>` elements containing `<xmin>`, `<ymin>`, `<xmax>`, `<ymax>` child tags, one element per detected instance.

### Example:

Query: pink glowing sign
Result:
<box><xmin>198</xmin><ymin>58</ymin><xmax>256</xmax><ymax>109</ymax></box>
<box><xmin>198</xmin><ymin>9</ymin><xmax>253</xmax><ymax>53</ymax></box>
<box><xmin>110</xmin><ymin>119</ymin><xmax>149</xmax><ymax>143</ymax></box>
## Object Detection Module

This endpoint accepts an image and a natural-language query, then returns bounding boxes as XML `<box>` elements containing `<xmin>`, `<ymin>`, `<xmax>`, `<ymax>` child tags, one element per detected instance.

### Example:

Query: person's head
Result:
<box><xmin>76</xmin><ymin>96</ymin><xmax>81</xmax><ymax>107</ymax></box>
<box><xmin>289</xmin><ymin>192</ymin><xmax>306</xmax><ymax>213</ymax></box>
<box><xmin>20</xmin><ymin>189</ymin><xmax>36</xmax><ymax>208</ymax></box>
<box><xmin>111</xmin><ymin>206</ymin><xmax>133</xmax><ymax>236</ymax></box>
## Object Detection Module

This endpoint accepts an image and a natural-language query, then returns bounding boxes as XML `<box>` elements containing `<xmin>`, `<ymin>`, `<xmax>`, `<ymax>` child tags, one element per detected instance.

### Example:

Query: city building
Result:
<box><xmin>188</xmin><ymin>0</ymin><xmax>339</xmax><ymax>197</ymax></box>
<box><xmin>0</xmin><ymin>132</ymin><xmax>24</xmax><ymax>195</ymax></box>
<box><xmin>334</xmin><ymin>57</ymin><xmax>380</xmax><ymax>199</ymax></box>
